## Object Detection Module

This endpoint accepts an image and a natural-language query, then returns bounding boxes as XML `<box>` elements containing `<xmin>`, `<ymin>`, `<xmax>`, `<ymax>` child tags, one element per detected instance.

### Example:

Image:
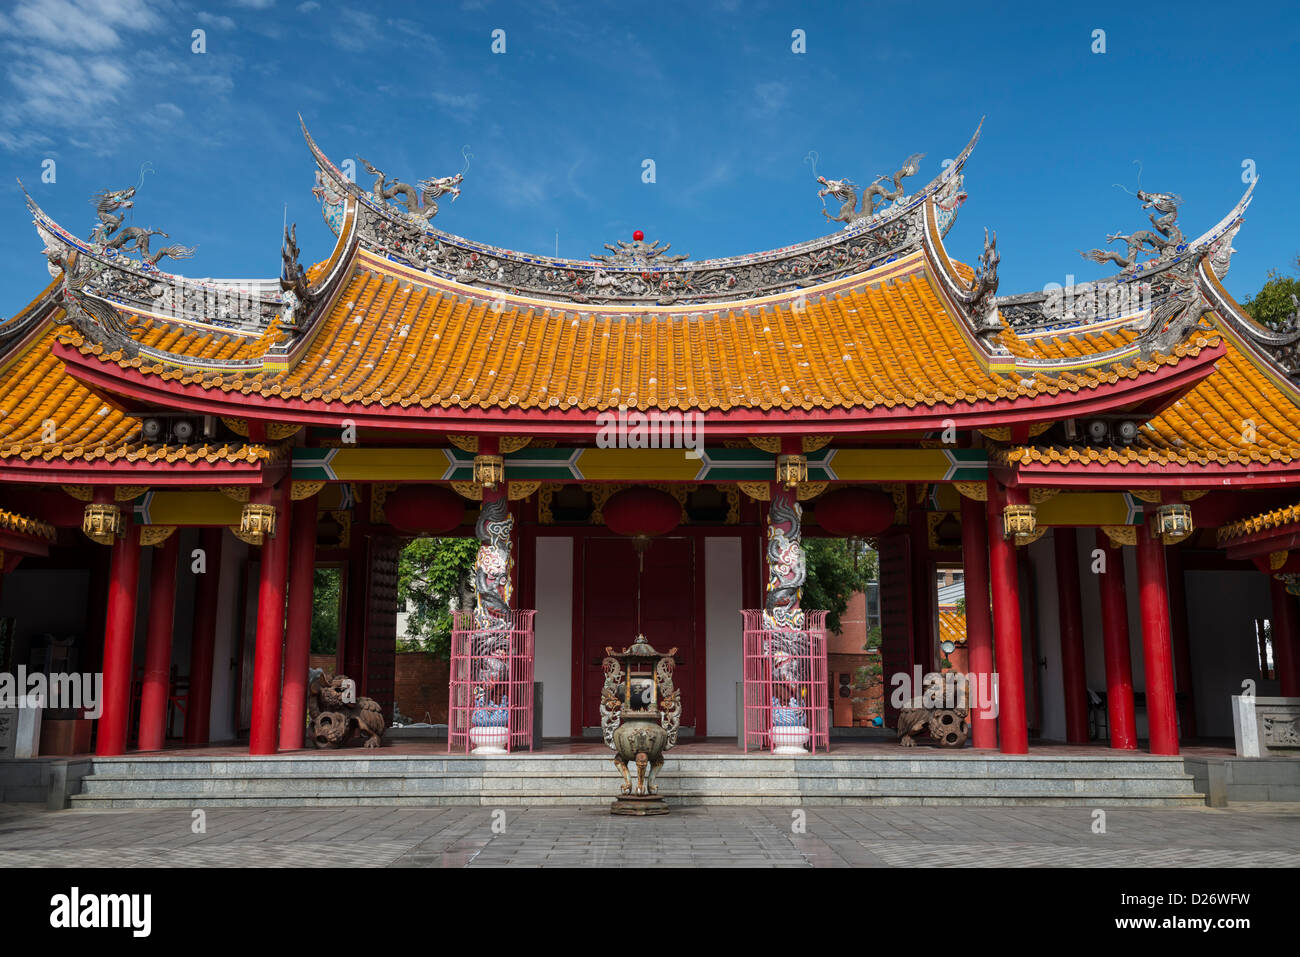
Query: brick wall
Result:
<box><xmin>392</xmin><ymin>652</ymin><xmax>451</xmax><ymax>724</ymax></box>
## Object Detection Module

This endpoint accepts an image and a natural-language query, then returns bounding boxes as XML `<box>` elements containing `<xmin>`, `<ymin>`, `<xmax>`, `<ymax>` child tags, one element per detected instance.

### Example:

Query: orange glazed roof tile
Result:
<box><xmin>0</xmin><ymin>313</ymin><xmax>278</xmax><ymax>468</ymax></box>
<box><xmin>938</xmin><ymin>608</ymin><xmax>967</xmax><ymax>647</ymax></box>
<box><xmin>0</xmin><ymin>508</ymin><xmax>56</xmax><ymax>542</ymax></box>
<box><xmin>999</xmin><ymin>318</ymin><xmax>1300</xmax><ymax>469</ymax></box>
<box><xmin>63</xmin><ymin>249</ymin><xmax>1216</xmax><ymax>415</ymax></box>
<box><xmin>1217</xmin><ymin>502</ymin><xmax>1300</xmax><ymax>544</ymax></box>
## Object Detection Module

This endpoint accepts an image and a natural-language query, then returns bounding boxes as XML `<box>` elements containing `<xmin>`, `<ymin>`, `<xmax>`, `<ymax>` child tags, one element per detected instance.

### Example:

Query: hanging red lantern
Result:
<box><xmin>383</xmin><ymin>484</ymin><xmax>467</xmax><ymax>535</ymax></box>
<box><xmin>602</xmin><ymin>486</ymin><xmax>681</xmax><ymax>538</ymax></box>
<box><xmin>813</xmin><ymin>487</ymin><xmax>895</xmax><ymax>537</ymax></box>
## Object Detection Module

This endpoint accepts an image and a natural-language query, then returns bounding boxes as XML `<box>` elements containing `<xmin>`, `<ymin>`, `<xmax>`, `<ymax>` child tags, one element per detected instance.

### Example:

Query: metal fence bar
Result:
<box><xmin>449</xmin><ymin>608</ymin><xmax>537</xmax><ymax>754</ymax></box>
<box><xmin>740</xmin><ymin>609</ymin><xmax>829</xmax><ymax>754</ymax></box>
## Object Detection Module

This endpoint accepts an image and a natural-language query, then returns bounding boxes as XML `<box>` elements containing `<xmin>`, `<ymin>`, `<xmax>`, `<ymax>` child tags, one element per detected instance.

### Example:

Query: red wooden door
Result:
<box><xmin>582</xmin><ymin>537</ymin><xmax>695</xmax><ymax>729</ymax></box>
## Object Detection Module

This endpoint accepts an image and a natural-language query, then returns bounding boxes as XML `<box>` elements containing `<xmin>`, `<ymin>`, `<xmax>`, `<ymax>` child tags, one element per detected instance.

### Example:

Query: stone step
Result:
<box><xmin>68</xmin><ymin>790</ymin><xmax>1207</xmax><ymax>809</ymax></box>
<box><xmin>67</xmin><ymin>753</ymin><xmax>1206</xmax><ymax>808</ymax></box>
<box><xmin>79</xmin><ymin>756</ymin><xmax>1195</xmax><ymax>779</ymax></box>
<box><xmin>77</xmin><ymin>770</ymin><xmax>1199</xmax><ymax>796</ymax></box>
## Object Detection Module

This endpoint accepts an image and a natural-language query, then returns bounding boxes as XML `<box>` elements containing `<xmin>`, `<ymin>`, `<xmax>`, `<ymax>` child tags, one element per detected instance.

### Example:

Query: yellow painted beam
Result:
<box><xmin>576</xmin><ymin>448</ymin><xmax>702</xmax><ymax>480</ymax></box>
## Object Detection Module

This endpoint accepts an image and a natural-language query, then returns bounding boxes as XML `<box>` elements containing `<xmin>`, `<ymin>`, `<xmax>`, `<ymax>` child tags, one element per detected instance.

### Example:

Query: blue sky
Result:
<box><xmin>1</xmin><ymin>0</ymin><xmax>1298</xmax><ymax>317</ymax></box>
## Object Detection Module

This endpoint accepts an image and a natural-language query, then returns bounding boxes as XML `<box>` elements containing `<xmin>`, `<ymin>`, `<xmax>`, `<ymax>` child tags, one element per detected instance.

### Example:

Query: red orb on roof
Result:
<box><xmin>632</xmin><ymin>230</ymin><xmax>644</xmax><ymax>241</ymax></box>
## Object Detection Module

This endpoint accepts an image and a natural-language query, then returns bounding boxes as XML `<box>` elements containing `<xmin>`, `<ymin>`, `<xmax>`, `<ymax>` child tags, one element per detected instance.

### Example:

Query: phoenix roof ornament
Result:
<box><xmin>590</xmin><ymin>234</ymin><xmax>689</xmax><ymax>266</ymax></box>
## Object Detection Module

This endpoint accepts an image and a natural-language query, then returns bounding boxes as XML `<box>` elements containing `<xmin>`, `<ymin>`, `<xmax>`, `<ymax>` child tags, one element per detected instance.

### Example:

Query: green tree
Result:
<box><xmin>1242</xmin><ymin>257</ymin><xmax>1300</xmax><ymax>328</ymax></box>
<box><xmin>801</xmin><ymin>538</ymin><xmax>878</xmax><ymax>634</ymax></box>
<box><xmin>397</xmin><ymin>536</ymin><xmax>478</xmax><ymax>658</ymax></box>
<box><xmin>310</xmin><ymin>567</ymin><xmax>341</xmax><ymax>653</ymax></box>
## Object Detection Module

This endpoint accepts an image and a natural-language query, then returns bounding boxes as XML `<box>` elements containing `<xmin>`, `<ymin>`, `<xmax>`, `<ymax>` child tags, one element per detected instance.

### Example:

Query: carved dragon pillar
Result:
<box><xmin>473</xmin><ymin>443</ymin><xmax>514</xmax><ymax>697</ymax></box>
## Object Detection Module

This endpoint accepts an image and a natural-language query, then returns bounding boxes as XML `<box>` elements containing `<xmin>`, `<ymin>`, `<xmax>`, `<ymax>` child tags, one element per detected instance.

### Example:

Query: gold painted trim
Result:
<box><xmin>1101</xmin><ymin>526</ymin><xmax>1137</xmax><ymax>547</ymax></box>
<box><xmin>139</xmin><ymin>525</ymin><xmax>177</xmax><ymax>547</ymax></box>
<box><xmin>953</xmin><ymin>481</ymin><xmax>987</xmax><ymax>502</ymax></box>
<box><xmin>291</xmin><ymin>480</ymin><xmax>326</xmax><ymax>501</ymax></box>
<box><xmin>451</xmin><ymin>480</ymin><xmax>483</xmax><ymax>501</ymax></box>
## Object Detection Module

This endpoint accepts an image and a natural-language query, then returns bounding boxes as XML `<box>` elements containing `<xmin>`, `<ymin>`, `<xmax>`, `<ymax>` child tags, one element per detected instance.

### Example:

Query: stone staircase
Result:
<box><xmin>68</xmin><ymin>752</ymin><xmax>1206</xmax><ymax>808</ymax></box>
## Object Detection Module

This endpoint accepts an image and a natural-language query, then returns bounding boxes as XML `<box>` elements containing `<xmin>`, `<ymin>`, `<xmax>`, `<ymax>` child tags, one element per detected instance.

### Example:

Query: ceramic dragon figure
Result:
<box><xmin>1082</xmin><ymin>188</ymin><xmax>1185</xmax><ymax>271</ymax></box>
<box><xmin>357</xmin><ymin>156</ymin><xmax>462</xmax><ymax>223</ymax></box>
<box><xmin>41</xmin><ymin>237</ymin><xmax>140</xmax><ymax>357</ymax></box>
<box><xmin>102</xmin><ymin>226</ymin><xmax>195</xmax><ymax>266</ymax></box>
<box><xmin>472</xmin><ymin>495</ymin><xmax>514</xmax><ymax>687</ymax></box>
<box><xmin>88</xmin><ymin>186</ymin><xmax>136</xmax><ymax>244</ymax></box>
<box><xmin>818</xmin><ymin>152</ymin><xmax>924</xmax><ymax>225</ymax></box>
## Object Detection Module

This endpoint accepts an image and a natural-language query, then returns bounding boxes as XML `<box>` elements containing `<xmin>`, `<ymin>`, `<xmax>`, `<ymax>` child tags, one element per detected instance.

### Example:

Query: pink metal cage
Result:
<box><xmin>741</xmin><ymin>609</ymin><xmax>830</xmax><ymax>753</ymax></box>
<box><xmin>448</xmin><ymin>608</ymin><xmax>536</xmax><ymax>754</ymax></box>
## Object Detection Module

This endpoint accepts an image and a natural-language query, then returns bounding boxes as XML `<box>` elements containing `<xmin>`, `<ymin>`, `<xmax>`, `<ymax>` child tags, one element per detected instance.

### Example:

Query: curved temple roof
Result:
<box><xmin>3</xmin><ymin>117</ymin><xmax>1299</xmax><ymax>488</ymax></box>
<box><xmin>302</xmin><ymin>117</ymin><xmax>981</xmax><ymax>308</ymax></box>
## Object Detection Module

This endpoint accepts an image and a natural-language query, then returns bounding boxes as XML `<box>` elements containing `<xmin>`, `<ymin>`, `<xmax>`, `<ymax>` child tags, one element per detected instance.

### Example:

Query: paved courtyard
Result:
<box><xmin>0</xmin><ymin>802</ymin><xmax>1297</xmax><ymax>867</ymax></box>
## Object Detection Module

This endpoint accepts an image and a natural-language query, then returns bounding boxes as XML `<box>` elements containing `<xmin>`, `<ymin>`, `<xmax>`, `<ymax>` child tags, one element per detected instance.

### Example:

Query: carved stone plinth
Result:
<box><xmin>611</xmin><ymin>792</ymin><xmax>669</xmax><ymax>816</ymax></box>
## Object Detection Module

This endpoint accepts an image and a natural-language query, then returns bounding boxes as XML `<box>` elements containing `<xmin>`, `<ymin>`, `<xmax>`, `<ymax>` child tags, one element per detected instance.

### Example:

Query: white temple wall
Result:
<box><xmin>534</xmin><ymin>536</ymin><xmax>573</xmax><ymax>738</ymax></box>
<box><xmin>705</xmin><ymin>536</ymin><xmax>743</xmax><ymax>738</ymax></box>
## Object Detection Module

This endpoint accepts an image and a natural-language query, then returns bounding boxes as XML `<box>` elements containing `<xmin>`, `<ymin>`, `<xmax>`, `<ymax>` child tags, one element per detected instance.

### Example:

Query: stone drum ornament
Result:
<box><xmin>600</xmin><ymin>636</ymin><xmax>682</xmax><ymax>815</ymax></box>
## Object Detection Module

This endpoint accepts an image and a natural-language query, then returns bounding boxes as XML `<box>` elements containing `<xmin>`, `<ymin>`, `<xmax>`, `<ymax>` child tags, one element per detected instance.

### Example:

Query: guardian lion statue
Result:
<box><xmin>307</xmin><ymin>669</ymin><xmax>386</xmax><ymax>749</ymax></box>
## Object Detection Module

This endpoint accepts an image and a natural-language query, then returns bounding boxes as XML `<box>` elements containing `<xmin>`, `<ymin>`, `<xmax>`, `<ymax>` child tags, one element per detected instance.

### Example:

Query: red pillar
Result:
<box><xmin>960</xmin><ymin>493</ymin><xmax>997</xmax><ymax>749</ymax></box>
<box><xmin>280</xmin><ymin>494</ymin><xmax>319</xmax><ymax>750</ymax></box>
<box><xmin>1164</xmin><ymin>545</ymin><xmax>1198</xmax><ymax>738</ymax></box>
<box><xmin>1095</xmin><ymin>530</ymin><xmax>1138</xmax><ymax>749</ymax></box>
<box><xmin>1053</xmin><ymin>528</ymin><xmax>1090</xmax><ymax>744</ymax></box>
<box><xmin>96</xmin><ymin>517</ymin><xmax>142</xmax><ymax>756</ymax></box>
<box><xmin>1268</xmin><ymin>576</ymin><xmax>1300</xmax><ymax>697</ymax></box>
<box><xmin>985</xmin><ymin>483</ymin><xmax>1027</xmax><ymax>754</ymax></box>
<box><xmin>137</xmin><ymin>533</ymin><xmax>180</xmax><ymax>752</ymax></box>
<box><xmin>184</xmin><ymin>528</ymin><xmax>224</xmax><ymax>745</ymax></box>
<box><xmin>249</xmin><ymin>484</ymin><xmax>293</xmax><ymax>755</ymax></box>
<box><xmin>1135</xmin><ymin>520</ymin><xmax>1179</xmax><ymax>755</ymax></box>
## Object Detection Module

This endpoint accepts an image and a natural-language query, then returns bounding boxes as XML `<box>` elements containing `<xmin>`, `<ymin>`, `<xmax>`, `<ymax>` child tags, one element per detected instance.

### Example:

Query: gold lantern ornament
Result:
<box><xmin>473</xmin><ymin>454</ymin><xmax>505</xmax><ymax>489</ymax></box>
<box><xmin>1154</xmin><ymin>503</ymin><xmax>1194</xmax><ymax>545</ymax></box>
<box><xmin>238</xmin><ymin>502</ymin><xmax>278</xmax><ymax>545</ymax></box>
<box><xmin>776</xmin><ymin>453</ymin><xmax>808</xmax><ymax>490</ymax></box>
<box><xmin>1002</xmin><ymin>503</ymin><xmax>1037</xmax><ymax>539</ymax></box>
<box><xmin>82</xmin><ymin>502</ymin><xmax>123</xmax><ymax>545</ymax></box>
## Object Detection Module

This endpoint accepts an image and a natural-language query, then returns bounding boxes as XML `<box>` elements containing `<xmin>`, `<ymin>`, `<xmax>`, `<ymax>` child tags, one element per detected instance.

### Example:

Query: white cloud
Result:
<box><xmin>197</xmin><ymin>11</ymin><xmax>236</xmax><ymax>29</ymax></box>
<box><xmin>296</xmin><ymin>0</ymin><xmax>319</xmax><ymax>10</ymax></box>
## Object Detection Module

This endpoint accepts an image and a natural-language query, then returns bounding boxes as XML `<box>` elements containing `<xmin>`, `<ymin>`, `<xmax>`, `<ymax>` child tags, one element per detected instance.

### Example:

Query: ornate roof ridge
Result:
<box><xmin>997</xmin><ymin>181</ymin><xmax>1255</xmax><ymax>336</ymax></box>
<box><xmin>302</xmin><ymin>116</ymin><xmax>981</xmax><ymax>307</ymax></box>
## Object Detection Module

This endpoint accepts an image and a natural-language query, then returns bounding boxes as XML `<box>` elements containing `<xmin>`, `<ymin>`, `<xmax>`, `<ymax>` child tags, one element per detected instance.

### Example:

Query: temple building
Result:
<box><xmin>1</xmin><ymin>117</ymin><xmax>1298</xmax><ymax>775</ymax></box>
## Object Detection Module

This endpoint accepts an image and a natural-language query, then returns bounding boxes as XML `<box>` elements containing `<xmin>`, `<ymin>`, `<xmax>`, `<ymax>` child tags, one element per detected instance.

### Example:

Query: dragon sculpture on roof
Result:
<box><xmin>357</xmin><ymin>152</ymin><xmax>465</xmax><ymax>224</ymax></box>
<box><xmin>1081</xmin><ymin>188</ymin><xmax>1186</xmax><ymax>272</ymax></box>
<box><xmin>818</xmin><ymin>151</ymin><xmax>925</xmax><ymax>225</ymax></box>
<box><xmin>85</xmin><ymin>180</ymin><xmax>195</xmax><ymax>266</ymax></box>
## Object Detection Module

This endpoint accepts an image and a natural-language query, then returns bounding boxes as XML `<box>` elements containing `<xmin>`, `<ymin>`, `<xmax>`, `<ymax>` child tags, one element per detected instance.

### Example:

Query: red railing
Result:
<box><xmin>448</xmin><ymin>609</ymin><xmax>536</xmax><ymax>754</ymax></box>
<box><xmin>741</xmin><ymin>609</ymin><xmax>830</xmax><ymax>754</ymax></box>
